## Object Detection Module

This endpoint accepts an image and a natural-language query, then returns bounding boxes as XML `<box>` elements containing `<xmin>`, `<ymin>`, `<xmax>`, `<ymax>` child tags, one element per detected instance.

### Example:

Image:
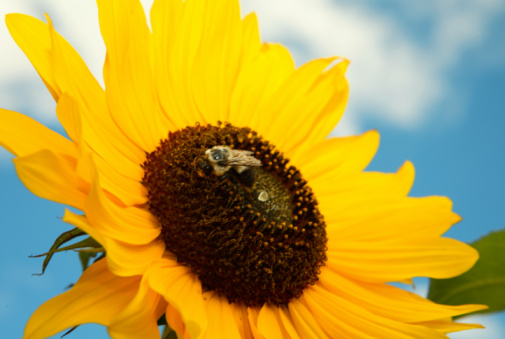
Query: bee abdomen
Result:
<box><xmin>235</xmin><ymin>167</ymin><xmax>255</xmax><ymax>188</ymax></box>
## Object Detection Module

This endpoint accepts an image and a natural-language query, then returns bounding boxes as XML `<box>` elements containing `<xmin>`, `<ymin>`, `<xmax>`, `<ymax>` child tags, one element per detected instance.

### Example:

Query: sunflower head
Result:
<box><xmin>142</xmin><ymin>122</ymin><xmax>327</xmax><ymax>306</ymax></box>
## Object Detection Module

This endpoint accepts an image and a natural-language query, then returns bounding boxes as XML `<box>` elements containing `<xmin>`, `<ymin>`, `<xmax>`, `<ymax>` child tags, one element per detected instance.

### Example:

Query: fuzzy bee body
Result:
<box><xmin>205</xmin><ymin>146</ymin><xmax>262</xmax><ymax>187</ymax></box>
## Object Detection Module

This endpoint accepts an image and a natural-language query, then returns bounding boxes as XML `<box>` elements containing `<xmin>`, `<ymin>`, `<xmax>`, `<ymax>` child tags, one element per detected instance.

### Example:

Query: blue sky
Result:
<box><xmin>1</xmin><ymin>0</ymin><xmax>504</xmax><ymax>338</ymax></box>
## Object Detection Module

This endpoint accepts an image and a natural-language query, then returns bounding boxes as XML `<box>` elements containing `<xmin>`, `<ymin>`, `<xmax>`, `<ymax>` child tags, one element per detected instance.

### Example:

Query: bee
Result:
<box><xmin>205</xmin><ymin>146</ymin><xmax>262</xmax><ymax>187</ymax></box>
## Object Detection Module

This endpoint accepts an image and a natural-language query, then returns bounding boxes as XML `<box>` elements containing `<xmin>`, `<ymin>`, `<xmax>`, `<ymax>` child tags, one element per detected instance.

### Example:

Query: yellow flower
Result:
<box><xmin>0</xmin><ymin>0</ymin><xmax>486</xmax><ymax>338</ymax></box>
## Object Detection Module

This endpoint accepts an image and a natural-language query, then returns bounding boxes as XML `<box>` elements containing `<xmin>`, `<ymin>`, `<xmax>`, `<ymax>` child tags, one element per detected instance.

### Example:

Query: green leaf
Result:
<box><xmin>30</xmin><ymin>228</ymin><xmax>86</xmax><ymax>275</ymax></box>
<box><xmin>428</xmin><ymin>229</ymin><xmax>505</xmax><ymax>315</ymax></box>
<box><xmin>30</xmin><ymin>228</ymin><xmax>103</xmax><ymax>275</ymax></box>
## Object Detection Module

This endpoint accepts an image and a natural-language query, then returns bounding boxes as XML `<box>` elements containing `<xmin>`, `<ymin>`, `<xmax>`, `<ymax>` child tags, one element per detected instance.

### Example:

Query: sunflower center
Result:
<box><xmin>142</xmin><ymin>123</ymin><xmax>327</xmax><ymax>306</ymax></box>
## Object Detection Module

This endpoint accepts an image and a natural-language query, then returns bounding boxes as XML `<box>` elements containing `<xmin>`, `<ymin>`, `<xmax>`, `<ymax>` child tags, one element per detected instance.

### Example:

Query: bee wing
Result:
<box><xmin>227</xmin><ymin>149</ymin><xmax>262</xmax><ymax>166</ymax></box>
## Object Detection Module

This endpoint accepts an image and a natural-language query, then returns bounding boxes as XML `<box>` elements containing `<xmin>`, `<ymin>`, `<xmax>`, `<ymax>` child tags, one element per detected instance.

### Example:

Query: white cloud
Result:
<box><xmin>0</xmin><ymin>78</ymin><xmax>55</xmax><ymax>123</ymax></box>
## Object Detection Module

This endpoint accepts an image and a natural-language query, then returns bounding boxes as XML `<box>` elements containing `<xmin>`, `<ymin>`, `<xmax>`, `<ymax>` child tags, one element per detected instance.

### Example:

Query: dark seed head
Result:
<box><xmin>141</xmin><ymin>122</ymin><xmax>327</xmax><ymax>307</ymax></box>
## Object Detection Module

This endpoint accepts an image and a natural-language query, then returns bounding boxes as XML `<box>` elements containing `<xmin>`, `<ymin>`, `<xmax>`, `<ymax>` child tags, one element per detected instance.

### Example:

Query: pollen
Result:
<box><xmin>141</xmin><ymin>123</ymin><xmax>327</xmax><ymax>307</ymax></box>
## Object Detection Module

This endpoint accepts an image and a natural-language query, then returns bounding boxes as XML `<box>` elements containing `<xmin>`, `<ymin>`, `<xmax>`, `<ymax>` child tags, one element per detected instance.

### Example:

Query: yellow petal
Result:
<box><xmin>302</xmin><ymin>284</ymin><xmax>445</xmax><ymax>338</ymax></box>
<box><xmin>7</xmin><ymin>13</ymin><xmax>147</xmax><ymax>176</ymax></box>
<box><xmin>249</xmin><ymin>57</ymin><xmax>346</xmax><ymax>152</ymax></box>
<box><xmin>327</xmin><ymin>237</ymin><xmax>479</xmax><ymax>283</ymax></box>
<box><xmin>77</xmin><ymin>131</ymin><xmax>145</xmax><ymax>205</ymax></box>
<box><xmin>47</xmin><ymin>14</ymin><xmax>147</xmax><ymax>169</ymax></box>
<box><xmin>23</xmin><ymin>259</ymin><xmax>140</xmax><ymax>339</ymax></box>
<box><xmin>13</xmin><ymin>149</ymin><xmax>87</xmax><ymax>209</ymax></box>
<box><xmin>63</xmin><ymin>210</ymin><xmax>165</xmax><ymax>277</ymax></box>
<box><xmin>105</xmin><ymin>238</ymin><xmax>166</xmax><ymax>277</ymax></box>
<box><xmin>230</xmin><ymin>303</ymin><xmax>254</xmax><ymax>339</ymax></box>
<box><xmin>147</xmin><ymin>257</ymin><xmax>208</xmax><ymax>339</ymax></box>
<box><xmin>240</xmin><ymin>12</ymin><xmax>261</xmax><ymax>64</ymax></box>
<box><xmin>163</xmin><ymin>0</ymin><xmax>210</xmax><ymax>126</ymax></box>
<box><xmin>44</xmin><ymin>14</ymin><xmax>103</xmax><ymax>144</ymax></box>
<box><xmin>62</xmin><ymin>210</ymin><xmax>105</xmax><ymax>244</ymax></box>
<box><xmin>288</xmin><ymin>298</ymin><xmax>330</xmax><ymax>339</ymax></box>
<box><xmin>250</xmin><ymin>57</ymin><xmax>333</xmax><ymax>129</ymax></box>
<box><xmin>258</xmin><ymin>304</ymin><xmax>300</xmax><ymax>339</ymax></box>
<box><xmin>278</xmin><ymin>305</ymin><xmax>302</xmax><ymax>339</ymax></box>
<box><xmin>257</xmin><ymin>304</ymin><xmax>285</xmax><ymax>338</ymax></box>
<box><xmin>165</xmin><ymin>303</ymin><xmax>192</xmax><ymax>339</ymax></box>
<box><xmin>190</xmin><ymin>0</ymin><xmax>242</xmax><ymax>123</ymax></box>
<box><xmin>296</xmin><ymin>130</ymin><xmax>380</xmax><ymax>182</ymax></box>
<box><xmin>0</xmin><ymin>108</ymin><xmax>76</xmax><ymax>158</ymax></box>
<box><xmin>324</xmin><ymin>196</ymin><xmax>460</xmax><ymax>242</ymax></box>
<box><xmin>56</xmin><ymin>92</ymin><xmax>145</xmax><ymax>208</ymax></box>
<box><xmin>97</xmin><ymin>0</ymin><xmax>174</xmax><ymax>151</ymax></box>
<box><xmin>76</xmin><ymin>151</ymin><xmax>147</xmax><ymax>207</ymax></box>
<box><xmin>317</xmin><ymin>160</ymin><xmax>414</xmax><ymax>201</ymax></box>
<box><xmin>6</xmin><ymin>14</ymin><xmax>59</xmax><ymax>100</ymax></box>
<box><xmin>85</xmin><ymin>172</ymin><xmax>160</xmax><ymax>245</ymax></box>
<box><xmin>56</xmin><ymin>97</ymin><xmax>147</xmax><ymax>207</ymax></box>
<box><xmin>247</xmin><ymin>307</ymin><xmax>265</xmax><ymax>339</ymax></box>
<box><xmin>230</xmin><ymin>43</ymin><xmax>295</xmax><ymax>127</ymax></box>
<box><xmin>56</xmin><ymin>93</ymin><xmax>82</xmax><ymax>145</ymax></box>
<box><xmin>296</xmin><ymin>60</ymin><xmax>350</xmax><ymax>151</ymax></box>
<box><xmin>151</xmin><ymin>0</ymin><xmax>188</xmax><ymax>129</ymax></box>
<box><xmin>201</xmin><ymin>292</ymin><xmax>241</xmax><ymax>339</ymax></box>
<box><xmin>273</xmin><ymin>59</ymin><xmax>349</xmax><ymax>156</ymax></box>
<box><xmin>108</xmin><ymin>275</ymin><xmax>167</xmax><ymax>339</ymax></box>
<box><xmin>414</xmin><ymin>319</ymin><xmax>485</xmax><ymax>334</ymax></box>
<box><xmin>318</xmin><ymin>267</ymin><xmax>487</xmax><ymax>323</ymax></box>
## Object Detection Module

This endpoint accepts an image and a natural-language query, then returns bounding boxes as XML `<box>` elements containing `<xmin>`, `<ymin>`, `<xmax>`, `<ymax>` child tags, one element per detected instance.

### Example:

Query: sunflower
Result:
<box><xmin>1</xmin><ymin>0</ymin><xmax>486</xmax><ymax>338</ymax></box>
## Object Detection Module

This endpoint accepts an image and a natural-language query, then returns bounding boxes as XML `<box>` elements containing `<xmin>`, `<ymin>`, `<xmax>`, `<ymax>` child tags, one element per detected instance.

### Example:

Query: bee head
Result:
<box><xmin>205</xmin><ymin>146</ymin><xmax>230</xmax><ymax>165</ymax></box>
<box><xmin>205</xmin><ymin>146</ymin><xmax>232</xmax><ymax>175</ymax></box>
